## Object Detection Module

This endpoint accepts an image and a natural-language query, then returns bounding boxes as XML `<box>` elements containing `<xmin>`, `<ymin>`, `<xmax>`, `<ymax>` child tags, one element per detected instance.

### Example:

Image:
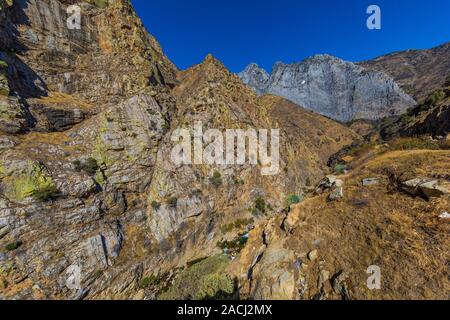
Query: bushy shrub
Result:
<box><xmin>210</xmin><ymin>171</ymin><xmax>223</xmax><ymax>188</ymax></box>
<box><xmin>0</xmin><ymin>60</ymin><xmax>8</xmax><ymax>70</ymax></box>
<box><xmin>151</xmin><ymin>200</ymin><xmax>161</xmax><ymax>211</ymax></box>
<box><xmin>285</xmin><ymin>194</ymin><xmax>301</xmax><ymax>209</ymax></box>
<box><xmin>334</xmin><ymin>164</ymin><xmax>347</xmax><ymax>174</ymax></box>
<box><xmin>158</xmin><ymin>255</ymin><xmax>234</xmax><ymax>300</ymax></box>
<box><xmin>167</xmin><ymin>196</ymin><xmax>178</xmax><ymax>208</ymax></box>
<box><xmin>139</xmin><ymin>275</ymin><xmax>161</xmax><ymax>289</ymax></box>
<box><xmin>424</xmin><ymin>90</ymin><xmax>445</xmax><ymax>107</ymax></box>
<box><xmin>254</xmin><ymin>196</ymin><xmax>266</xmax><ymax>213</ymax></box>
<box><xmin>5</xmin><ymin>241</ymin><xmax>22</xmax><ymax>252</ymax></box>
<box><xmin>198</xmin><ymin>274</ymin><xmax>234</xmax><ymax>300</ymax></box>
<box><xmin>9</xmin><ymin>163</ymin><xmax>58</xmax><ymax>201</ymax></box>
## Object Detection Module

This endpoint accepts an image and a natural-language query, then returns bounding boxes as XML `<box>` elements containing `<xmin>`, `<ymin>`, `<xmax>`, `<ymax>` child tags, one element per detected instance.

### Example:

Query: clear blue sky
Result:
<box><xmin>131</xmin><ymin>0</ymin><xmax>450</xmax><ymax>73</ymax></box>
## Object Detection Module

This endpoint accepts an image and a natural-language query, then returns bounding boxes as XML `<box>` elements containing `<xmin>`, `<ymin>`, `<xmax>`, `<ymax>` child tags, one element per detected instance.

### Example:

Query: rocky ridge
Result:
<box><xmin>238</xmin><ymin>55</ymin><xmax>416</xmax><ymax>122</ymax></box>
<box><xmin>0</xmin><ymin>0</ymin><xmax>359</xmax><ymax>299</ymax></box>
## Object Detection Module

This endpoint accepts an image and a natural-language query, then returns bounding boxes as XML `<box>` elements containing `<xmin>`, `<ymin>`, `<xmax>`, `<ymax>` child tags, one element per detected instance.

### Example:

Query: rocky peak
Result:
<box><xmin>237</xmin><ymin>63</ymin><xmax>269</xmax><ymax>95</ymax></box>
<box><xmin>239</xmin><ymin>55</ymin><xmax>416</xmax><ymax>122</ymax></box>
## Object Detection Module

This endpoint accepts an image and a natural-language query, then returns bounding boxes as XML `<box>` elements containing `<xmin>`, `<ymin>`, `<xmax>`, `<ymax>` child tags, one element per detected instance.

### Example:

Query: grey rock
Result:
<box><xmin>363</xmin><ymin>178</ymin><xmax>380</xmax><ymax>186</ymax></box>
<box><xmin>328</xmin><ymin>187</ymin><xmax>344</xmax><ymax>201</ymax></box>
<box><xmin>402</xmin><ymin>178</ymin><xmax>450</xmax><ymax>199</ymax></box>
<box><xmin>239</xmin><ymin>55</ymin><xmax>416</xmax><ymax>122</ymax></box>
<box><xmin>237</xmin><ymin>63</ymin><xmax>269</xmax><ymax>95</ymax></box>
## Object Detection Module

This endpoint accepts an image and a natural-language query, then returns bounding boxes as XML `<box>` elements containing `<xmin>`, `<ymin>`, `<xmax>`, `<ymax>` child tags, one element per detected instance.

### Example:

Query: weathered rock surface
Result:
<box><xmin>239</xmin><ymin>55</ymin><xmax>416</xmax><ymax>122</ymax></box>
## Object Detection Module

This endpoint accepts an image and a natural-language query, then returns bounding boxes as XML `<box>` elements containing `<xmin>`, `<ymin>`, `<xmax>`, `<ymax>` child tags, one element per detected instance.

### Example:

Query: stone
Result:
<box><xmin>439</xmin><ymin>212</ymin><xmax>450</xmax><ymax>219</ymax></box>
<box><xmin>239</xmin><ymin>55</ymin><xmax>416</xmax><ymax>122</ymax></box>
<box><xmin>332</xmin><ymin>271</ymin><xmax>351</xmax><ymax>300</ymax></box>
<box><xmin>363</xmin><ymin>178</ymin><xmax>380</xmax><ymax>186</ymax></box>
<box><xmin>328</xmin><ymin>187</ymin><xmax>344</xmax><ymax>201</ymax></box>
<box><xmin>402</xmin><ymin>178</ymin><xmax>450</xmax><ymax>199</ymax></box>
<box><xmin>308</xmin><ymin>250</ymin><xmax>319</xmax><ymax>261</ymax></box>
<box><xmin>319</xmin><ymin>270</ymin><xmax>330</xmax><ymax>286</ymax></box>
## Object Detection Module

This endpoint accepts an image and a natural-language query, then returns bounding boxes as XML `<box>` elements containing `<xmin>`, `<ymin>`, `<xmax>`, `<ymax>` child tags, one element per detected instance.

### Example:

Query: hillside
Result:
<box><xmin>0</xmin><ymin>0</ymin><xmax>359</xmax><ymax>299</ymax></box>
<box><xmin>359</xmin><ymin>42</ymin><xmax>450</xmax><ymax>102</ymax></box>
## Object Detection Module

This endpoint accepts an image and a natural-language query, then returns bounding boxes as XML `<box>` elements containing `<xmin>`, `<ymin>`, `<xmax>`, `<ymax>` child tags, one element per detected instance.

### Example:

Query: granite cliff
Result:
<box><xmin>239</xmin><ymin>55</ymin><xmax>416</xmax><ymax>122</ymax></box>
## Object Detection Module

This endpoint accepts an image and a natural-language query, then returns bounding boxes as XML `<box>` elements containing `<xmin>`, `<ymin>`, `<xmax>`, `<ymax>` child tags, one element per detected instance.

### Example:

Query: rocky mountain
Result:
<box><xmin>0</xmin><ymin>0</ymin><xmax>359</xmax><ymax>299</ymax></box>
<box><xmin>1</xmin><ymin>0</ymin><xmax>449</xmax><ymax>301</ymax></box>
<box><xmin>359</xmin><ymin>42</ymin><xmax>450</xmax><ymax>102</ymax></box>
<box><xmin>238</xmin><ymin>55</ymin><xmax>416</xmax><ymax>123</ymax></box>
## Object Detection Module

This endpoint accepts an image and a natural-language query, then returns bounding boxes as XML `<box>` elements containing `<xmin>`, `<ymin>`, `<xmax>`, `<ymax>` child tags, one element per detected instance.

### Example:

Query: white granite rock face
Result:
<box><xmin>239</xmin><ymin>55</ymin><xmax>416</xmax><ymax>122</ymax></box>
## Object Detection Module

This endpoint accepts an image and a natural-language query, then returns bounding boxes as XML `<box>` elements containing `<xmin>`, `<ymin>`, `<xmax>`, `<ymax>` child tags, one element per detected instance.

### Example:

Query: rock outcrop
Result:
<box><xmin>239</xmin><ymin>55</ymin><xmax>416</xmax><ymax>122</ymax></box>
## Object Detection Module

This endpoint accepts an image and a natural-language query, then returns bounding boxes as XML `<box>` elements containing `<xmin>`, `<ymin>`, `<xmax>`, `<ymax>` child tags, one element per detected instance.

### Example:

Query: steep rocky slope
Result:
<box><xmin>232</xmin><ymin>148</ymin><xmax>450</xmax><ymax>300</ymax></box>
<box><xmin>380</xmin><ymin>80</ymin><xmax>450</xmax><ymax>140</ymax></box>
<box><xmin>238</xmin><ymin>55</ymin><xmax>416</xmax><ymax>122</ymax></box>
<box><xmin>359</xmin><ymin>42</ymin><xmax>450</xmax><ymax>102</ymax></box>
<box><xmin>0</xmin><ymin>0</ymin><xmax>359</xmax><ymax>299</ymax></box>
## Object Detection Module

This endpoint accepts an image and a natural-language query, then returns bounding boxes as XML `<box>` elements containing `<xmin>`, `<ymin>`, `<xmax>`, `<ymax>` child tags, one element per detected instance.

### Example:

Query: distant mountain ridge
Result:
<box><xmin>238</xmin><ymin>54</ymin><xmax>416</xmax><ymax>122</ymax></box>
<box><xmin>359</xmin><ymin>42</ymin><xmax>450</xmax><ymax>102</ymax></box>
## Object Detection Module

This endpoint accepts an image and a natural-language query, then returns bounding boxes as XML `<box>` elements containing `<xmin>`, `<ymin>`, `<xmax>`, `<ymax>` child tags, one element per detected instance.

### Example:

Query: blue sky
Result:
<box><xmin>131</xmin><ymin>0</ymin><xmax>450</xmax><ymax>73</ymax></box>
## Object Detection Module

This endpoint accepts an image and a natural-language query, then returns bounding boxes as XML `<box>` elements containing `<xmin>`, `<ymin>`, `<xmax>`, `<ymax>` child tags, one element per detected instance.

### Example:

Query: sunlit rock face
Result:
<box><xmin>239</xmin><ymin>54</ymin><xmax>416</xmax><ymax>122</ymax></box>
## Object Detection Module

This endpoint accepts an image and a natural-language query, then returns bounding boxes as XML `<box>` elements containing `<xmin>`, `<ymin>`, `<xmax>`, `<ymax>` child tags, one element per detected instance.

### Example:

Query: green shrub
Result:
<box><xmin>198</xmin><ymin>273</ymin><xmax>234</xmax><ymax>300</ymax></box>
<box><xmin>210</xmin><ymin>171</ymin><xmax>223</xmax><ymax>188</ymax></box>
<box><xmin>159</xmin><ymin>255</ymin><xmax>233</xmax><ymax>300</ymax></box>
<box><xmin>285</xmin><ymin>194</ymin><xmax>301</xmax><ymax>209</ymax></box>
<box><xmin>167</xmin><ymin>196</ymin><xmax>178</xmax><ymax>208</ymax></box>
<box><xmin>425</xmin><ymin>90</ymin><xmax>445</xmax><ymax>107</ymax></box>
<box><xmin>0</xmin><ymin>60</ymin><xmax>8</xmax><ymax>70</ymax></box>
<box><xmin>139</xmin><ymin>275</ymin><xmax>161</xmax><ymax>289</ymax></box>
<box><xmin>151</xmin><ymin>201</ymin><xmax>161</xmax><ymax>211</ymax></box>
<box><xmin>334</xmin><ymin>164</ymin><xmax>347</xmax><ymax>174</ymax></box>
<box><xmin>217</xmin><ymin>233</ymin><xmax>249</xmax><ymax>254</ymax></box>
<box><xmin>5</xmin><ymin>241</ymin><xmax>22</xmax><ymax>252</ymax></box>
<box><xmin>254</xmin><ymin>196</ymin><xmax>266</xmax><ymax>213</ymax></box>
<box><xmin>9</xmin><ymin>163</ymin><xmax>58</xmax><ymax>201</ymax></box>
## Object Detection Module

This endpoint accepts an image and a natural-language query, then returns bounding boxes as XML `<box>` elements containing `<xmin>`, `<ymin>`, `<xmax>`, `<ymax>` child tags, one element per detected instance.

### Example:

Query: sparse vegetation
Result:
<box><xmin>139</xmin><ymin>275</ymin><xmax>161</xmax><ymax>289</ymax></box>
<box><xmin>8</xmin><ymin>163</ymin><xmax>58</xmax><ymax>201</ymax></box>
<box><xmin>217</xmin><ymin>233</ymin><xmax>249</xmax><ymax>255</ymax></box>
<box><xmin>0</xmin><ymin>60</ymin><xmax>8</xmax><ymax>69</ymax></box>
<box><xmin>334</xmin><ymin>163</ymin><xmax>347</xmax><ymax>174</ymax></box>
<box><xmin>424</xmin><ymin>89</ymin><xmax>445</xmax><ymax>107</ymax></box>
<box><xmin>151</xmin><ymin>200</ymin><xmax>161</xmax><ymax>211</ymax></box>
<box><xmin>255</xmin><ymin>196</ymin><xmax>266</xmax><ymax>212</ymax></box>
<box><xmin>5</xmin><ymin>241</ymin><xmax>22</xmax><ymax>252</ymax></box>
<box><xmin>73</xmin><ymin>157</ymin><xmax>99</xmax><ymax>176</ymax></box>
<box><xmin>86</xmin><ymin>0</ymin><xmax>109</xmax><ymax>9</ymax></box>
<box><xmin>389</xmin><ymin>137</ymin><xmax>440</xmax><ymax>151</ymax></box>
<box><xmin>285</xmin><ymin>194</ymin><xmax>301</xmax><ymax>209</ymax></box>
<box><xmin>167</xmin><ymin>196</ymin><xmax>178</xmax><ymax>208</ymax></box>
<box><xmin>158</xmin><ymin>255</ymin><xmax>234</xmax><ymax>300</ymax></box>
<box><xmin>210</xmin><ymin>171</ymin><xmax>223</xmax><ymax>188</ymax></box>
<box><xmin>220</xmin><ymin>218</ymin><xmax>254</xmax><ymax>234</ymax></box>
